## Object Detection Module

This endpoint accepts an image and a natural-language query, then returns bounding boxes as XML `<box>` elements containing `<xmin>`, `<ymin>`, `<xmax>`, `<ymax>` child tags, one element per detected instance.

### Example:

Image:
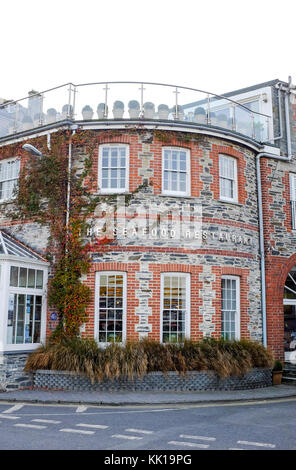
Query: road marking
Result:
<box><xmin>112</xmin><ymin>434</ymin><xmax>143</xmax><ymax>440</ymax></box>
<box><xmin>168</xmin><ymin>441</ymin><xmax>209</xmax><ymax>449</ymax></box>
<box><xmin>76</xmin><ymin>423</ymin><xmax>108</xmax><ymax>429</ymax></box>
<box><xmin>180</xmin><ymin>434</ymin><xmax>216</xmax><ymax>441</ymax></box>
<box><xmin>0</xmin><ymin>415</ymin><xmax>20</xmax><ymax>420</ymax></box>
<box><xmin>125</xmin><ymin>428</ymin><xmax>154</xmax><ymax>435</ymax></box>
<box><xmin>76</xmin><ymin>406</ymin><xmax>88</xmax><ymax>413</ymax></box>
<box><xmin>14</xmin><ymin>423</ymin><xmax>47</xmax><ymax>430</ymax></box>
<box><xmin>32</xmin><ymin>419</ymin><xmax>61</xmax><ymax>424</ymax></box>
<box><xmin>229</xmin><ymin>448</ymin><xmax>244</xmax><ymax>450</ymax></box>
<box><xmin>149</xmin><ymin>409</ymin><xmax>175</xmax><ymax>412</ymax></box>
<box><xmin>3</xmin><ymin>404</ymin><xmax>24</xmax><ymax>414</ymax></box>
<box><xmin>60</xmin><ymin>428</ymin><xmax>94</xmax><ymax>435</ymax></box>
<box><xmin>237</xmin><ymin>440</ymin><xmax>276</xmax><ymax>449</ymax></box>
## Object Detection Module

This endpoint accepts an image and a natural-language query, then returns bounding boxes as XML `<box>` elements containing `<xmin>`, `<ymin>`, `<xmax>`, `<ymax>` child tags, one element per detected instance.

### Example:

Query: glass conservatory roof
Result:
<box><xmin>0</xmin><ymin>230</ymin><xmax>45</xmax><ymax>260</ymax></box>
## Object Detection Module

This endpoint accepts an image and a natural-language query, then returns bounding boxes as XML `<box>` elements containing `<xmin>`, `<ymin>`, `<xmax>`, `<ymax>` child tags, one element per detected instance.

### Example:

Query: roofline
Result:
<box><xmin>221</xmin><ymin>79</ymin><xmax>286</xmax><ymax>98</ymax></box>
<box><xmin>0</xmin><ymin>229</ymin><xmax>48</xmax><ymax>262</ymax></box>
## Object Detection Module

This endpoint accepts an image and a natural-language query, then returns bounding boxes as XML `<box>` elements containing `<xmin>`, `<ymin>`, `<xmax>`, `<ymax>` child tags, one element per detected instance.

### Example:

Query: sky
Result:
<box><xmin>1</xmin><ymin>0</ymin><xmax>295</xmax><ymax>102</ymax></box>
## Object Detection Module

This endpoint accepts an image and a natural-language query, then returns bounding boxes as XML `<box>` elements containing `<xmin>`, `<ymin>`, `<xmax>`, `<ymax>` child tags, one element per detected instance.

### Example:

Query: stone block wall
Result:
<box><xmin>33</xmin><ymin>368</ymin><xmax>272</xmax><ymax>392</ymax></box>
<box><xmin>0</xmin><ymin>353</ymin><xmax>33</xmax><ymax>391</ymax></box>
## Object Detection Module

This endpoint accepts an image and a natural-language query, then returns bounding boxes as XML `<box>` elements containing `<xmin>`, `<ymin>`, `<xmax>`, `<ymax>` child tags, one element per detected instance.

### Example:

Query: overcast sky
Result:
<box><xmin>1</xmin><ymin>0</ymin><xmax>295</xmax><ymax>101</ymax></box>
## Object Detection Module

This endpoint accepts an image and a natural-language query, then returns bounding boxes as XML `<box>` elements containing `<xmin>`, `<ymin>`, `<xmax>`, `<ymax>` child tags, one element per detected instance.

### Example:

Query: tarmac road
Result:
<box><xmin>0</xmin><ymin>397</ymin><xmax>295</xmax><ymax>450</ymax></box>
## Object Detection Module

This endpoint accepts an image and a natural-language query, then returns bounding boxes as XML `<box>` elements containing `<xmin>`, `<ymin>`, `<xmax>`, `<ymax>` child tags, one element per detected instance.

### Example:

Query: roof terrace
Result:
<box><xmin>0</xmin><ymin>81</ymin><xmax>272</xmax><ymax>144</ymax></box>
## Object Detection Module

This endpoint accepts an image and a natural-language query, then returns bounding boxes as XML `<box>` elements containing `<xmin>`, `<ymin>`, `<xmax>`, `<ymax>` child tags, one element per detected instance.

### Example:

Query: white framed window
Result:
<box><xmin>221</xmin><ymin>276</ymin><xmax>240</xmax><ymax>340</ymax></box>
<box><xmin>5</xmin><ymin>264</ymin><xmax>47</xmax><ymax>347</ymax></box>
<box><xmin>98</xmin><ymin>144</ymin><xmax>129</xmax><ymax>193</ymax></box>
<box><xmin>290</xmin><ymin>173</ymin><xmax>296</xmax><ymax>230</ymax></box>
<box><xmin>95</xmin><ymin>272</ymin><xmax>127</xmax><ymax>344</ymax></box>
<box><xmin>160</xmin><ymin>273</ymin><xmax>190</xmax><ymax>343</ymax></box>
<box><xmin>219</xmin><ymin>154</ymin><xmax>238</xmax><ymax>202</ymax></box>
<box><xmin>162</xmin><ymin>147</ymin><xmax>190</xmax><ymax>196</ymax></box>
<box><xmin>0</xmin><ymin>158</ymin><xmax>20</xmax><ymax>202</ymax></box>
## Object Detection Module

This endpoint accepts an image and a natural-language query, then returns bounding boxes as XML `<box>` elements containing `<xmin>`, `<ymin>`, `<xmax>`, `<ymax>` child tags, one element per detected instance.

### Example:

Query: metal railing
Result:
<box><xmin>0</xmin><ymin>81</ymin><xmax>271</xmax><ymax>142</ymax></box>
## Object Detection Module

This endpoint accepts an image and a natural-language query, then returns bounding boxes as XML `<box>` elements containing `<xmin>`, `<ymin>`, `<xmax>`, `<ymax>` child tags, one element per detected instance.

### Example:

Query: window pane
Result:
<box><xmin>10</xmin><ymin>266</ymin><xmax>19</xmax><ymax>287</ymax></box>
<box><xmin>162</xmin><ymin>149</ymin><xmax>188</xmax><ymax>194</ymax></box>
<box><xmin>28</xmin><ymin>269</ymin><xmax>36</xmax><ymax>288</ymax></box>
<box><xmin>36</xmin><ymin>270</ymin><xmax>43</xmax><ymax>289</ymax></box>
<box><xmin>98</xmin><ymin>274</ymin><xmax>124</xmax><ymax>343</ymax></box>
<box><xmin>101</xmin><ymin>146</ymin><xmax>127</xmax><ymax>191</ymax></box>
<box><xmin>19</xmin><ymin>268</ymin><xmax>27</xmax><ymax>288</ymax></box>
<box><xmin>162</xmin><ymin>275</ymin><xmax>188</xmax><ymax>343</ymax></box>
<box><xmin>0</xmin><ymin>159</ymin><xmax>20</xmax><ymax>201</ymax></box>
<box><xmin>7</xmin><ymin>293</ymin><xmax>43</xmax><ymax>345</ymax></box>
<box><xmin>219</xmin><ymin>155</ymin><xmax>237</xmax><ymax>200</ymax></box>
<box><xmin>221</xmin><ymin>278</ymin><xmax>238</xmax><ymax>340</ymax></box>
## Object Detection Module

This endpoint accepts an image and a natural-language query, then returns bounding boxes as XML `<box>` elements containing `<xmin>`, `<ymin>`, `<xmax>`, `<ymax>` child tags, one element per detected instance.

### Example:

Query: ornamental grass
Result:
<box><xmin>24</xmin><ymin>337</ymin><xmax>273</xmax><ymax>383</ymax></box>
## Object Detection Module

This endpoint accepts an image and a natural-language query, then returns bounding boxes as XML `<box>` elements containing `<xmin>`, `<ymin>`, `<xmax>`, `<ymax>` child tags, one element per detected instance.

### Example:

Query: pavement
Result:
<box><xmin>0</xmin><ymin>384</ymin><xmax>296</xmax><ymax>406</ymax></box>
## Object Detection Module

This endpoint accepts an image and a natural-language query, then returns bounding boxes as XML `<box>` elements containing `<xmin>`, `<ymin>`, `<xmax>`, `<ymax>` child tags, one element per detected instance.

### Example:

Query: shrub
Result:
<box><xmin>25</xmin><ymin>337</ymin><xmax>274</xmax><ymax>383</ymax></box>
<box><xmin>273</xmin><ymin>360</ymin><xmax>283</xmax><ymax>371</ymax></box>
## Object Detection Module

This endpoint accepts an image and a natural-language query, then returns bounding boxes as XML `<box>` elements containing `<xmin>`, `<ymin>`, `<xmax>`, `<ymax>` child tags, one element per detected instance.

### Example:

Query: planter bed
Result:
<box><xmin>34</xmin><ymin>368</ymin><xmax>272</xmax><ymax>392</ymax></box>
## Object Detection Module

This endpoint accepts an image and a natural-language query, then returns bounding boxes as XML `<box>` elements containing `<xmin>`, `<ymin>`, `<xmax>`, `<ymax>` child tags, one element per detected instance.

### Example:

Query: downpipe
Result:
<box><xmin>257</xmin><ymin>84</ymin><xmax>293</xmax><ymax>348</ymax></box>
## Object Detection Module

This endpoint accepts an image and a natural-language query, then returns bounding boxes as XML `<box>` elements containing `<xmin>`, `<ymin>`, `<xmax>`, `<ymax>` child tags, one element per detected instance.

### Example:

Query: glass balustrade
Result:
<box><xmin>0</xmin><ymin>81</ymin><xmax>271</xmax><ymax>143</ymax></box>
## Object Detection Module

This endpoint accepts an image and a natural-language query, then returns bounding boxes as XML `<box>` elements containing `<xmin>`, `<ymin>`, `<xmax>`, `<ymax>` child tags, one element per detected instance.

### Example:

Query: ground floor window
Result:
<box><xmin>284</xmin><ymin>267</ymin><xmax>296</xmax><ymax>358</ymax></box>
<box><xmin>96</xmin><ymin>272</ymin><xmax>126</xmax><ymax>344</ymax></box>
<box><xmin>6</xmin><ymin>263</ymin><xmax>46</xmax><ymax>345</ymax></box>
<box><xmin>7</xmin><ymin>293</ymin><xmax>42</xmax><ymax>344</ymax></box>
<box><xmin>161</xmin><ymin>273</ymin><xmax>190</xmax><ymax>343</ymax></box>
<box><xmin>221</xmin><ymin>276</ymin><xmax>240</xmax><ymax>340</ymax></box>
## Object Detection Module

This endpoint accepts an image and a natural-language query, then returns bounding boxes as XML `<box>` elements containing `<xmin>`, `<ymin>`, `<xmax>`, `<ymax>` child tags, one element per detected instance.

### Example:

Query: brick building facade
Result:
<box><xmin>0</xmin><ymin>79</ymin><xmax>296</xmax><ymax>388</ymax></box>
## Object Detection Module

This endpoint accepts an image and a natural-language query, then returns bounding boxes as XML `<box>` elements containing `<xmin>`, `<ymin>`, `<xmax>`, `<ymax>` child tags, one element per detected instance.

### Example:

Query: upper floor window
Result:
<box><xmin>0</xmin><ymin>158</ymin><xmax>20</xmax><ymax>202</ymax></box>
<box><xmin>99</xmin><ymin>144</ymin><xmax>129</xmax><ymax>193</ymax></box>
<box><xmin>162</xmin><ymin>147</ymin><xmax>190</xmax><ymax>196</ymax></box>
<box><xmin>290</xmin><ymin>173</ymin><xmax>296</xmax><ymax>230</ymax></box>
<box><xmin>161</xmin><ymin>273</ymin><xmax>190</xmax><ymax>343</ymax></box>
<box><xmin>221</xmin><ymin>276</ymin><xmax>240</xmax><ymax>340</ymax></box>
<box><xmin>219</xmin><ymin>154</ymin><xmax>238</xmax><ymax>203</ymax></box>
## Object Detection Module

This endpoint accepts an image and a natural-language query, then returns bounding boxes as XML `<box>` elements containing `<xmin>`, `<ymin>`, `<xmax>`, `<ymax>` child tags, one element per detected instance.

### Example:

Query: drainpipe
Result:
<box><xmin>65</xmin><ymin>128</ymin><xmax>77</xmax><ymax>252</ymax></box>
<box><xmin>256</xmin><ymin>152</ymin><xmax>291</xmax><ymax>347</ymax></box>
<box><xmin>257</xmin><ymin>80</ymin><xmax>293</xmax><ymax>347</ymax></box>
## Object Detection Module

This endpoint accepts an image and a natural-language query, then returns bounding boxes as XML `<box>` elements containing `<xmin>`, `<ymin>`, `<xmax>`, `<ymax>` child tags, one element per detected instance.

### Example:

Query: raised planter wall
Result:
<box><xmin>34</xmin><ymin>368</ymin><xmax>272</xmax><ymax>392</ymax></box>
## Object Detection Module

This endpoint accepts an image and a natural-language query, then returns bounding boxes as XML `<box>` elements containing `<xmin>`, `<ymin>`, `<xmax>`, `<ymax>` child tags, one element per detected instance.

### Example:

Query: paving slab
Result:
<box><xmin>0</xmin><ymin>384</ymin><xmax>295</xmax><ymax>406</ymax></box>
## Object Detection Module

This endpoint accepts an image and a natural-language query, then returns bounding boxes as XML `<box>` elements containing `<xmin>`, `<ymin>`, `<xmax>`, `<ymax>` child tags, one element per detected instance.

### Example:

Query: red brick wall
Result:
<box><xmin>265</xmin><ymin>253</ymin><xmax>296</xmax><ymax>360</ymax></box>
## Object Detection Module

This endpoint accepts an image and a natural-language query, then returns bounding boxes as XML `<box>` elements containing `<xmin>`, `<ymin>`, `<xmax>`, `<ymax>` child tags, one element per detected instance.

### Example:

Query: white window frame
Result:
<box><xmin>0</xmin><ymin>157</ymin><xmax>20</xmax><ymax>202</ymax></box>
<box><xmin>94</xmin><ymin>271</ymin><xmax>127</xmax><ymax>346</ymax></box>
<box><xmin>160</xmin><ymin>272</ymin><xmax>191</xmax><ymax>343</ymax></box>
<box><xmin>98</xmin><ymin>144</ymin><xmax>129</xmax><ymax>194</ymax></box>
<box><xmin>221</xmin><ymin>275</ymin><xmax>240</xmax><ymax>340</ymax></box>
<box><xmin>290</xmin><ymin>173</ymin><xmax>296</xmax><ymax>230</ymax></box>
<box><xmin>0</xmin><ymin>260</ymin><xmax>48</xmax><ymax>352</ymax></box>
<box><xmin>162</xmin><ymin>147</ymin><xmax>191</xmax><ymax>197</ymax></box>
<box><xmin>219</xmin><ymin>154</ymin><xmax>238</xmax><ymax>203</ymax></box>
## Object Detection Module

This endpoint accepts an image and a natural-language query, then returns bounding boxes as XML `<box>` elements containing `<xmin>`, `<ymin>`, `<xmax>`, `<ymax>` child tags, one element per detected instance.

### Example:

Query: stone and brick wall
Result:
<box><xmin>0</xmin><ymin>130</ymin><xmax>263</xmax><ymax>349</ymax></box>
<box><xmin>45</xmin><ymin>130</ymin><xmax>262</xmax><ymax>343</ymax></box>
<box><xmin>0</xmin><ymin>353</ymin><xmax>32</xmax><ymax>391</ymax></box>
